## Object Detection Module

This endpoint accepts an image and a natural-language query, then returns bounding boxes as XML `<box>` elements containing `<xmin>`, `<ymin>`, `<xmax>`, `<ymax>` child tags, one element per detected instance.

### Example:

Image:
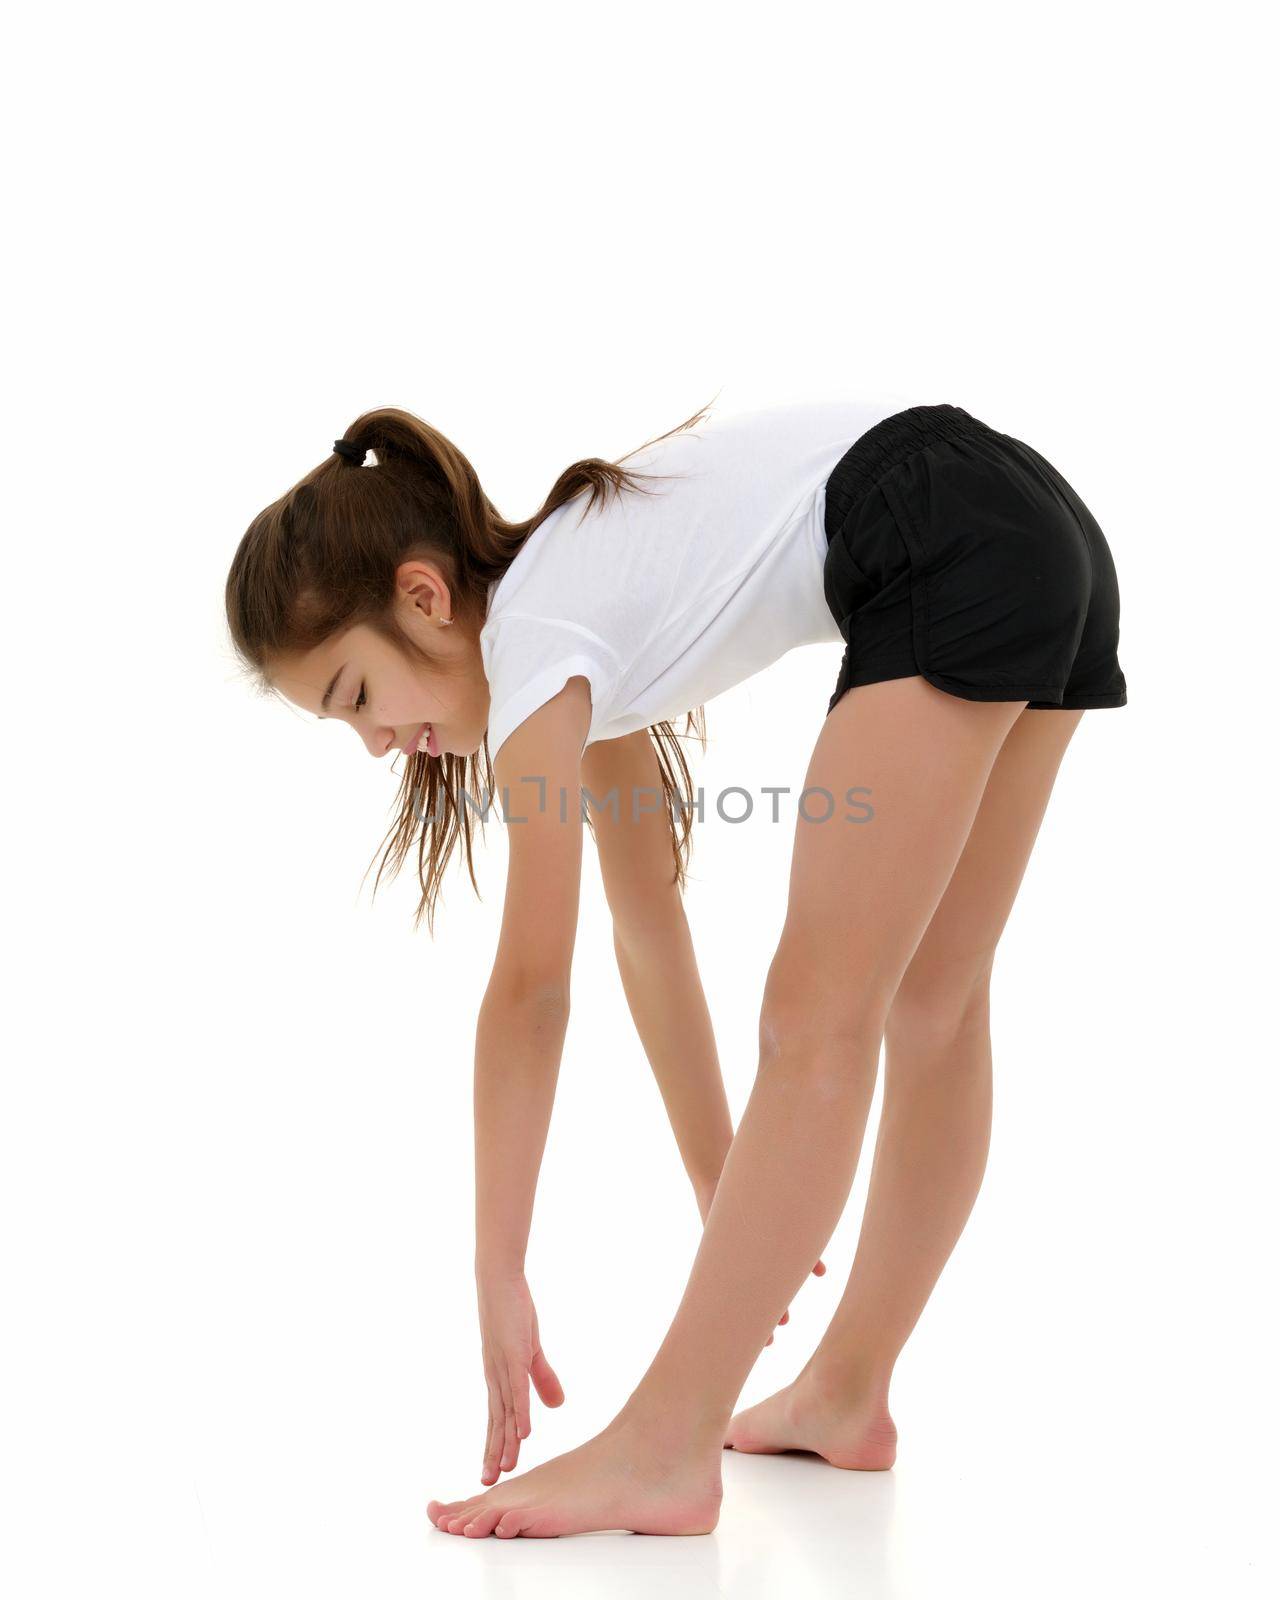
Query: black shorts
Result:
<box><xmin>822</xmin><ymin>404</ymin><xmax>1128</xmax><ymax>713</ymax></box>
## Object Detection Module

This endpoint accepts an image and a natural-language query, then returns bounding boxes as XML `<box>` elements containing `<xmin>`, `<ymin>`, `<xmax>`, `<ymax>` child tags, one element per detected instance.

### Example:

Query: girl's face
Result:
<box><xmin>269</xmin><ymin>561</ymin><xmax>490</xmax><ymax>760</ymax></box>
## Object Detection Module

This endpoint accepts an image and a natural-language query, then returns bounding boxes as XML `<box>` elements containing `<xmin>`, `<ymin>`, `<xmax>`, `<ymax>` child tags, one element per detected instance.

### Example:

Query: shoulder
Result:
<box><xmin>482</xmin><ymin>612</ymin><xmax>622</xmax><ymax>767</ymax></box>
<box><xmin>491</xmin><ymin>671</ymin><xmax>594</xmax><ymax>783</ymax></box>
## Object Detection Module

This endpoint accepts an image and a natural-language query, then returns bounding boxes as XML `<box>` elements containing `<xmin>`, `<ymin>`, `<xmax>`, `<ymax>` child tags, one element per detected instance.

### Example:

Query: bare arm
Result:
<box><xmin>472</xmin><ymin>675</ymin><xmax>591</xmax><ymax>1484</ymax></box>
<box><xmin>581</xmin><ymin>730</ymin><xmax>733</xmax><ymax>1219</ymax></box>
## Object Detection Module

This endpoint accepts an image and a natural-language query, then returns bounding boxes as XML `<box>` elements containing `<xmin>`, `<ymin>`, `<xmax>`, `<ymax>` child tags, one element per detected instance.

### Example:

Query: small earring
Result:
<box><xmin>438</xmin><ymin>615</ymin><xmax>454</xmax><ymax>627</ymax></box>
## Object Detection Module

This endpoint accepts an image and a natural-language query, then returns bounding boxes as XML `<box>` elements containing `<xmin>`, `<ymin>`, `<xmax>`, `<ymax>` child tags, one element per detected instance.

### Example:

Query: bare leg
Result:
<box><xmin>726</xmin><ymin>707</ymin><xmax>1084</xmax><ymax>1466</ymax></box>
<box><xmin>429</xmin><ymin>677</ymin><xmax>1029</xmax><ymax>1537</ymax></box>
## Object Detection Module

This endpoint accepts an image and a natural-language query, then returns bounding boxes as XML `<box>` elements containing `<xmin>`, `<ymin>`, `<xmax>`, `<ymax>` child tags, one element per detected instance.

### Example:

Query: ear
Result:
<box><xmin>394</xmin><ymin>558</ymin><xmax>452</xmax><ymax>625</ymax></box>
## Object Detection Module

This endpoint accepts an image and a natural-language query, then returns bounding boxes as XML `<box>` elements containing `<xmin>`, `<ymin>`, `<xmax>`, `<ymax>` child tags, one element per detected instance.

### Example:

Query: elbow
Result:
<box><xmin>487</xmin><ymin>967</ymin><xmax>572</xmax><ymax>1017</ymax></box>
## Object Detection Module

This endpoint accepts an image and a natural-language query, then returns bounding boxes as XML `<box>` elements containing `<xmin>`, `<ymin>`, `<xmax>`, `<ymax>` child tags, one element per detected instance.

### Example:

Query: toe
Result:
<box><xmin>496</xmin><ymin>1508</ymin><xmax>528</xmax><ymax>1538</ymax></box>
<box><xmin>430</xmin><ymin>1499</ymin><xmax>469</xmax><ymax>1529</ymax></box>
<box><xmin>463</xmin><ymin>1505</ymin><xmax>506</xmax><ymax>1538</ymax></box>
<box><xmin>516</xmin><ymin>1507</ymin><xmax>560</xmax><ymax>1538</ymax></box>
<box><xmin>430</xmin><ymin>1496</ymin><xmax>470</xmax><ymax>1518</ymax></box>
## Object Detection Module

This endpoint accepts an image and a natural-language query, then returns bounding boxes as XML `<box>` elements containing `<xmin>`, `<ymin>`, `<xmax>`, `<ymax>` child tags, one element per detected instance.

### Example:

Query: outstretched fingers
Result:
<box><xmin>480</xmin><ymin>1342</ymin><xmax>562</xmax><ymax>1485</ymax></box>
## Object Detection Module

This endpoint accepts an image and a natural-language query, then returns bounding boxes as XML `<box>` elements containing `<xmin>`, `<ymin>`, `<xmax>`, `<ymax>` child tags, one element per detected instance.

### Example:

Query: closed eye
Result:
<box><xmin>355</xmin><ymin>683</ymin><xmax>367</xmax><ymax>711</ymax></box>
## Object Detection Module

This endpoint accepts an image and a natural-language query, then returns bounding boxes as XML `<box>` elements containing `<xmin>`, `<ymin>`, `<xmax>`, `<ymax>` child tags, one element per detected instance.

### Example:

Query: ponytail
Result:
<box><xmin>225</xmin><ymin>397</ymin><xmax>717</xmax><ymax>933</ymax></box>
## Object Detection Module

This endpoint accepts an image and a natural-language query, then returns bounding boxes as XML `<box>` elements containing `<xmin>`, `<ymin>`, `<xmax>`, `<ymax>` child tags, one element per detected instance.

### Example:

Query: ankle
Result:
<box><xmin>613</xmin><ymin>1391</ymin><xmax>732</xmax><ymax>1461</ymax></box>
<box><xmin>798</xmin><ymin>1356</ymin><xmax>894</xmax><ymax>1413</ymax></box>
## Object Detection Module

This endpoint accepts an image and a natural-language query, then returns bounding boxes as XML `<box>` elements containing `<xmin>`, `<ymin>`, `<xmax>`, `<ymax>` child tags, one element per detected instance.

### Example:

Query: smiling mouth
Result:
<box><xmin>403</xmin><ymin>722</ymin><xmax>436</xmax><ymax>757</ymax></box>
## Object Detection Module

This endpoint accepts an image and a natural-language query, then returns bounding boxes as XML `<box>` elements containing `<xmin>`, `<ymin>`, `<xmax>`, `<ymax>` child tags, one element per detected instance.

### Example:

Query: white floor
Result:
<box><xmin>11</xmin><ymin>1356</ymin><xmax>1271</xmax><ymax>1600</ymax></box>
<box><xmin>418</xmin><ymin>1436</ymin><xmax>1269</xmax><ymax>1600</ymax></box>
<box><xmin>158</xmin><ymin>1383</ymin><xmax>1270</xmax><ymax>1600</ymax></box>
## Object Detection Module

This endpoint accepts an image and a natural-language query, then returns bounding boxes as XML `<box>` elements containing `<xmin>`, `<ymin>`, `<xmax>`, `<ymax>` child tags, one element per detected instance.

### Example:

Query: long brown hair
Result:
<box><xmin>224</xmin><ymin>398</ymin><xmax>717</xmax><ymax>933</ymax></box>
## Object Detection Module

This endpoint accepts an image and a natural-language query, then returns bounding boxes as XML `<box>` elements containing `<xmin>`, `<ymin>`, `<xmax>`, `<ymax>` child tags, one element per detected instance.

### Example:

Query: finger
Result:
<box><xmin>503</xmin><ymin>1403</ymin><xmax>519</xmax><ymax>1474</ymax></box>
<box><xmin>482</xmin><ymin>1371</ymin><xmax>506</xmax><ymax>1484</ymax></box>
<box><xmin>530</xmin><ymin>1345</ymin><xmax>565</xmax><ymax>1408</ymax></box>
<box><xmin>513</xmin><ymin>1362</ymin><xmax>532</xmax><ymax>1442</ymax></box>
<box><xmin>497</xmin><ymin>1368</ymin><xmax>519</xmax><ymax>1474</ymax></box>
<box><xmin>481</xmin><ymin>1390</ymin><xmax>502</xmax><ymax>1485</ymax></box>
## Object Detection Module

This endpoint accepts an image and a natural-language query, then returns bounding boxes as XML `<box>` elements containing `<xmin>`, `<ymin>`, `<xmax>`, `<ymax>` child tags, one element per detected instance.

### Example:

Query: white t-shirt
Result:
<box><xmin>479</xmin><ymin>398</ymin><xmax>904</xmax><ymax>762</ymax></box>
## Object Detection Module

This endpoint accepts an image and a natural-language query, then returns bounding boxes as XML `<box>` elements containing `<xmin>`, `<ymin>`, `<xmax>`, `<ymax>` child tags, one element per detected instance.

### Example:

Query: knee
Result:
<box><xmin>885</xmin><ymin>954</ymin><xmax>994</xmax><ymax>1053</ymax></box>
<box><xmin>757</xmin><ymin>961</ymin><xmax>890</xmax><ymax>1077</ymax></box>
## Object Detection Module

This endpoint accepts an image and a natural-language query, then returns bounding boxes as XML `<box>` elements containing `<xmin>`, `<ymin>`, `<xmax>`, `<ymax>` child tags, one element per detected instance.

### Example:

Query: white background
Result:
<box><xmin>4</xmin><ymin>2</ymin><xmax>1276</xmax><ymax>1596</ymax></box>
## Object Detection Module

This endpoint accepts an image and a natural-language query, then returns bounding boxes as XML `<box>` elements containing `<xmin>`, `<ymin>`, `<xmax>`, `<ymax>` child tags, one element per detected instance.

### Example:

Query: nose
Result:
<box><xmin>357</xmin><ymin>722</ymin><xmax>396</xmax><ymax>759</ymax></box>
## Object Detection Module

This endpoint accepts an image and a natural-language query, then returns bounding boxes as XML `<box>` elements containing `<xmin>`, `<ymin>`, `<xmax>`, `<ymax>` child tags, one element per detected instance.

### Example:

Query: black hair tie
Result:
<box><xmin>333</xmin><ymin>439</ymin><xmax>365</xmax><ymax>464</ymax></box>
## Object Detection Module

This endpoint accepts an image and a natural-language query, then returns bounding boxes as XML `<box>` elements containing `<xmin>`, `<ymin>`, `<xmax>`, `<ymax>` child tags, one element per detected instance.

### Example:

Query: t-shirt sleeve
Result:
<box><xmin>482</xmin><ymin>614</ymin><xmax>623</xmax><ymax>764</ymax></box>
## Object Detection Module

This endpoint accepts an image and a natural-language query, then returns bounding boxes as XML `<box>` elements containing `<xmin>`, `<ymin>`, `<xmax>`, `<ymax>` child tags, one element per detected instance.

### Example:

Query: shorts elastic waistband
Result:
<box><xmin>825</xmin><ymin>404</ymin><xmax>996</xmax><ymax>539</ymax></box>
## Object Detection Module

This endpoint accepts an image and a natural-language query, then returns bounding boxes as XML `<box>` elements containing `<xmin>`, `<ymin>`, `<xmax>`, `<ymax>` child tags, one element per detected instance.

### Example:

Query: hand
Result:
<box><xmin>695</xmin><ymin>1180</ymin><xmax>827</xmax><ymax>1347</ymax></box>
<box><xmin>475</xmin><ymin>1270</ymin><xmax>564</xmax><ymax>1485</ymax></box>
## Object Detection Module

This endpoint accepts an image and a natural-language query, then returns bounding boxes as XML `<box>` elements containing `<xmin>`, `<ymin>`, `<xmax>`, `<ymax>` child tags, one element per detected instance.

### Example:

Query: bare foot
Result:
<box><xmin>724</xmin><ymin>1372</ymin><xmax>897</xmax><ymax>1470</ymax></box>
<box><xmin>427</xmin><ymin>1419</ymin><xmax>722</xmax><ymax>1539</ymax></box>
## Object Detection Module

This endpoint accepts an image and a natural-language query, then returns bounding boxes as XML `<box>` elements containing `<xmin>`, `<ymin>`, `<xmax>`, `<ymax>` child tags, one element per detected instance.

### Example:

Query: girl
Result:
<box><xmin>225</xmin><ymin>397</ymin><xmax>1127</xmax><ymax>1539</ymax></box>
